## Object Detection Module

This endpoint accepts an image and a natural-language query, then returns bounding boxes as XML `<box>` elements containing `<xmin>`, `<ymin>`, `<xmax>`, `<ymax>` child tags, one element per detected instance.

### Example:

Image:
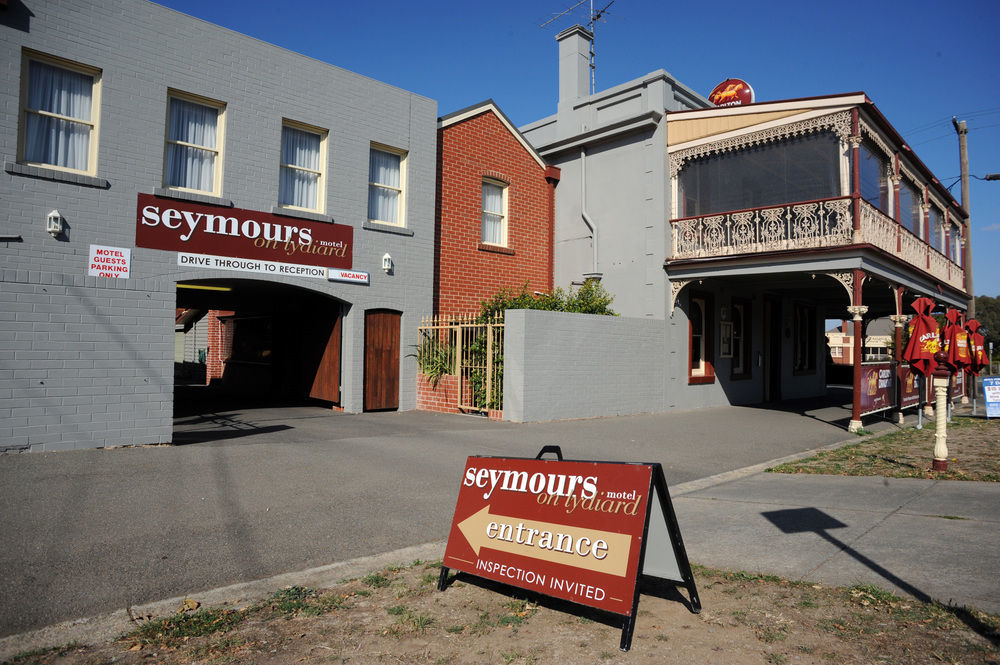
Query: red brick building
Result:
<box><xmin>435</xmin><ymin>101</ymin><xmax>559</xmax><ymax>315</ymax></box>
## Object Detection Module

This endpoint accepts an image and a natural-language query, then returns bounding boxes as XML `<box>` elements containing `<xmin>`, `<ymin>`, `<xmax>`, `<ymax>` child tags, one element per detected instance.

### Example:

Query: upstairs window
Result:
<box><xmin>164</xmin><ymin>92</ymin><xmax>225</xmax><ymax>195</ymax></box>
<box><xmin>481</xmin><ymin>179</ymin><xmax>507</xmax><ymax>245</ymax></box>
<box><xmin>678</xmin><ymin>131</ymin><xmax>840</xmax><ymax>217</ymax></box>
<box><xmin>928</xmin><ymin>205</ymin><xmax>945</xmax><ymax>254</ymax></box>
<box><xmin>279</xmin><ymin>122</ymin><xmax>326</xmax><ymax>212</ymax></box>
<box><xmin>858</xmin><ymin>141</ymin><xmax>889</xmax><ymax>213</ymax></box>
<box><xmin>950</xmin><ymin>223</ymin><xmax>962</xmax><ymax>265</ymax></box>
<box><xmin>898</xmin><ymin>179</ymin><xmax>923</xmax><ymax>238</ymax></box>
<box><xmin>20</xmin><ymin>52</ymin><xmax>101</xmax><ymax>174</ymax></box>
<box><xmin>368</xmin><ymin>145</ymin><xmax>406</xmax><ymax>225</ymax></box>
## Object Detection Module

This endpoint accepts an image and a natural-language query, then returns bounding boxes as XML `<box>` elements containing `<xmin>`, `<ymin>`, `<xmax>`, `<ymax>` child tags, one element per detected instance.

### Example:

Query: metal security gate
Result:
<box><xmin>417</xmin><ymin>313</ymin><xmax>503</xmax><ymax>414</ymax></box>
<box><xmin>456</xmin><ymin>314</ymin><xmax>504</xmax><ymax>413</ymax></box>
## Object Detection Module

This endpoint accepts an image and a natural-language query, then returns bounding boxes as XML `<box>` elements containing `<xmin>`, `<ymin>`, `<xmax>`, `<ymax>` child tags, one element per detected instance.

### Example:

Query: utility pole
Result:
<box><xmin>952</xmin><ymin>117</ymin><xmax>973</xmax><ymax>318</ymax></box>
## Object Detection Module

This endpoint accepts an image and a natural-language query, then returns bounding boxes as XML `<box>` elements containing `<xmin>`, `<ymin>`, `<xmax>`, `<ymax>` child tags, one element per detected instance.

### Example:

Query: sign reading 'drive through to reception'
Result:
<box><xmin>135</xmin><ymin>193</ymin><xmax>353</xmax><ymax>271</ymax></box>
<box><xmin>440</xmin><ymin>452</ymin><xmax>700</xmax><ymax>651</ymax></box>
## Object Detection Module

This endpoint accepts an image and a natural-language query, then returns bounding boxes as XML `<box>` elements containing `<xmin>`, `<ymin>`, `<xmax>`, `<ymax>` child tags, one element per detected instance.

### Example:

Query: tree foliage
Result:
<box><xmin>478</xmin><ymin>281</ymin><xmax>616</xmax><ymax>320</ymax></box>
<box><xmin>974</xmin><ymin>295</ymin><xmax>1000</xmax><ymax>356</ymax></box>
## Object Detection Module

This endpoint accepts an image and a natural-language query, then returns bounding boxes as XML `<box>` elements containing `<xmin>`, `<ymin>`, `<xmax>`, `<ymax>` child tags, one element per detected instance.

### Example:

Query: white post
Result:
<box><xmin>933</xmin><ymin>373</ymin><xmax>949</xmax><ymax>471</ymax></box>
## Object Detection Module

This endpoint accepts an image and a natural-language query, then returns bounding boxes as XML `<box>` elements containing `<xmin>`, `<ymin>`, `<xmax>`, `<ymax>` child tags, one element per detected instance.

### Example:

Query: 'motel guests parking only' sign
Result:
<box><xmin>444</xmin><ymin>457</ymin><xmax>652</xmax><ymax>616</ymax></box>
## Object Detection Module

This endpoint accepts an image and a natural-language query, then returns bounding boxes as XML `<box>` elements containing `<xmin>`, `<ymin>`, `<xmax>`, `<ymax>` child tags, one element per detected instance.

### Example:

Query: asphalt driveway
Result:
<box><xmin>0</xmin><ymin>391</ymin><xmax>882</xmax><ymax>637</ymax></box>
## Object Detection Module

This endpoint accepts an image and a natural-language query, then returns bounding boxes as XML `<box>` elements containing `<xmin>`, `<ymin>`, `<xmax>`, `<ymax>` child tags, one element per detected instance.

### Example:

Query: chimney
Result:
<box><xmin>556</xmin><ymin>24</ymin><xmax>593</xmax><ymax>112</ymax></box>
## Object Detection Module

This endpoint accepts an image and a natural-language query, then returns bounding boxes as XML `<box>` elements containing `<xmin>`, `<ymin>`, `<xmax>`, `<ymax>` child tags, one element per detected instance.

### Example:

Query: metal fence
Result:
<box><xmin>417</xmin><ymin>313</ymin><xmax>504</xmax><ymax>413</ymax></box>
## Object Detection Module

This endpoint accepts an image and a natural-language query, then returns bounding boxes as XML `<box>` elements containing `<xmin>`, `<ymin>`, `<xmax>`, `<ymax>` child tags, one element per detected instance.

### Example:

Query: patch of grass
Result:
<box><xmin>387</xmin><ymin>605</ymin><xmax>408</xmax><ymax>616</ymax></box>
<box><xmin>768</xmin><ymin>418</ymin><xmax>1000</xmax><ymax>481</ymax></box>
<box><xmin>2</xmin><ymin>642</ymin><xmax>83</xmax><ymax>664</ymax></box>
<box><xmin>445</xmin><ymin>625</ymin><xmax>465</xmax><ymax>634</ymax></box>
<box><xmin>362</xmin><ymin>572</ymin><xmax>391</xmax><ymax>588</ymax></box>
<box><xmin>125</xmin><ymin>608</ymin><xmax>245</xmax><ymax>645</ymax></box>
<box><xmin>188</xmin><ymin>634</ymin><xmax>245</xmax><ymax>659</ymax></box>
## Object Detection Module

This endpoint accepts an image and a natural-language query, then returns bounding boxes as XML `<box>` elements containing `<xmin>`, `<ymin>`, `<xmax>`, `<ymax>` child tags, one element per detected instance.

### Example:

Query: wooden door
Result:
<box><xmin>364</xmin><ymin>310</ymin><xmax>400</xmax><ymax>411</ymax></box>
<box><xmin>308</xmin><ymin>314</ymin><xmax>342</xmax><ymax>403</ymax></box>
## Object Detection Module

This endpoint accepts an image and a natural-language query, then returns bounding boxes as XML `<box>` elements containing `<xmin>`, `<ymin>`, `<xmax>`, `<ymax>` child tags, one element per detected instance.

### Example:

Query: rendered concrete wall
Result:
<box><xmin>503</xmin><ymin>309</ymin><xmax>666</xmax><ymax>422</ymax></box>
<box><xmin>1</xmin><ymin>0</ymin><xmax>436</xmax><ymax>450</ymax></box>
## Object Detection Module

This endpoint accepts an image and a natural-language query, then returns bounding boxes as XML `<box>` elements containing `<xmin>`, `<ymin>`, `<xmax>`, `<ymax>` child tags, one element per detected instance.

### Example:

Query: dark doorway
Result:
<box><xmin>763</xmin><ymin>296</ymin><xmax>782</xmax><ymax>402</ymax></box>
<box><xmin>364</xmin><ymin>309</ymin><xmax>400</xmax><ymax>411</ymax></box>
<box><xmin>173</xmin><ymin>279</ymin><xmax>345</xmax><ymax>417</ymax></box>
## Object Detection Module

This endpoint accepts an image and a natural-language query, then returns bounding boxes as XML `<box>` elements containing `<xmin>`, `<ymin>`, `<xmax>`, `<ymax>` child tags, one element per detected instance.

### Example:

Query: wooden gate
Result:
<box><xmin>456</xmin><ymin>315</ymin><xmax>504</xmax><ymax>413</ymax></box>
<box><xmin>364</xmin><ymin>309</ymin><xmax>400</xmax><ymax>411</ymax></box>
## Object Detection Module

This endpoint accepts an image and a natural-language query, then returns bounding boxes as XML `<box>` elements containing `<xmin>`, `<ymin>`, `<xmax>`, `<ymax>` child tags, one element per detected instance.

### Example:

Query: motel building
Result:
<box><xmin>1</xmin><ymin>0</ymin><xmax>439</xmax><ymax>451</ymax></box>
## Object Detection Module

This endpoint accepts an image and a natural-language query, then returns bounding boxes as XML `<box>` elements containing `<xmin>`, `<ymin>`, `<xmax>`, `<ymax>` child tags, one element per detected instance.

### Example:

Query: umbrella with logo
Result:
<box><xmin>942</xmin><ymin>308</ymin><xmax>971</xmax><ymax>371</ymax></box>
<box><xmin>965</xmin><ymin>319</ymin><xmax>987</xmax><ymax>376</ymax></box>
<box><xmin>902</xmin><ymin>296</ymin><xmax>939</xmax><ymax>376</ymax></box>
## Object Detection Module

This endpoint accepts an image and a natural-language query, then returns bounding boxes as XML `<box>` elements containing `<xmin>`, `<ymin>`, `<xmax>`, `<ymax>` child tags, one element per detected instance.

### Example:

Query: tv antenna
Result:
<box><xmin>540</xmin><ymin>0</ymin><xmax>617</xmax><ymax>94</ymax></box>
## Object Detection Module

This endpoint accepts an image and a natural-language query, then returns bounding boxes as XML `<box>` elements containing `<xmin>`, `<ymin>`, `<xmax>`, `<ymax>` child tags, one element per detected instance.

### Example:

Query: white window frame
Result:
<box><xmin>367</xmin><ymin>143</ymin><xmax>407</xmax><ymax>226</ymax></box>
<box><xmin>18</xmin><ymin>49</ymin><xmax>102</xmax><ymax>176</ymax></box>
<box><xmin>278</xmin><ymin>119</ymin><xmax>327</xmax><ymax>213</ymax></box>
<box><xmin>163</xmin><ymin>90</ymin><xmax>226</xmax><ymax>196</ymax></box>
<box><xmin>481</xmin><ymin>178</ymin><xmax>508</xmax><ymax>246</ymax></box>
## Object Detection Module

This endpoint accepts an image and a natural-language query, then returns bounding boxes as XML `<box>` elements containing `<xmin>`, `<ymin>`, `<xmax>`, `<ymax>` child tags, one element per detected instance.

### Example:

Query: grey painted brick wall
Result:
<box><xmin>1</xmin><ymin>0</ymin><xmax>436</xmax><ymax>450</ymax></box>
<box><xmin>503</xmin><ymin>309</ymin><xmax>667</xmax><ymax>422</ymax></box>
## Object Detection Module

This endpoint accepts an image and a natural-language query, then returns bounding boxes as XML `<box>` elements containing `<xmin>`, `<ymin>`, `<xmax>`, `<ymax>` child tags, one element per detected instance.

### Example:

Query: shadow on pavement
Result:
<box><xmin>762</xmin><ymin>507</ymin><xmax>999</xmax><ymax>647</ymax></box>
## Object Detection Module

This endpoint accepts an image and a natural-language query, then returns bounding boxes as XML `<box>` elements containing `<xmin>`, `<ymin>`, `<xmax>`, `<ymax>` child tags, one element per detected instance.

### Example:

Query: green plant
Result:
<box><xmin>362</xmin><ymin>573</ymin><xmax>391</xmax><ymax>588</ymax></box>
<box><xmin>411</xmin><ymin>336</ymin><xmax>454</xmax><ymax>387</ymax></box>
<box><xmin>125</xmin><ymin>608</ymin><xmax>244</xmax><ymax>644</ymax></box>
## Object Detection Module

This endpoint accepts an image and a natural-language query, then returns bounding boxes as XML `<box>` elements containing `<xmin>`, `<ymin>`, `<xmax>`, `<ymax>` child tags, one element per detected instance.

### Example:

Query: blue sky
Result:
<box><xmin>156</xmin><ymin>0</ymin><xmax>1000</xmax><ymax>298</ymax></box>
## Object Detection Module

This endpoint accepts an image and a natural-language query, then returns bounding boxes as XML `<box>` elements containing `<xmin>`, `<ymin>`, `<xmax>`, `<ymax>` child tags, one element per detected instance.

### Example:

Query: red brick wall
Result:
<box><xmin>436</xmin><ymin>110</ymin><xmax>556</xmax><ymax>316</ymax></box>
<box><xmin>205</xmin><ymin>310</ymin><xmax>234</xmax><ymax>384</ymax></box>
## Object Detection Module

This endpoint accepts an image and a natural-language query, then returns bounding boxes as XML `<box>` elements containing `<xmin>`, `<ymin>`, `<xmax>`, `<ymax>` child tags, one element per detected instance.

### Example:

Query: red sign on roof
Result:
<box><xmin>709</xmin><ymin>78</ymin><xmax>755</xmax><ymax>107</ymax></box>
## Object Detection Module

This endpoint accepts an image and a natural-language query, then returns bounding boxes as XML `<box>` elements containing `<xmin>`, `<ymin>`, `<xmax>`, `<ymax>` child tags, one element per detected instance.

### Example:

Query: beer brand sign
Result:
<box><xmin>708</xmin><ymin>78</ymin><xmax>755</xmax><ymax>107</ymax></box>
<box><xmin>440</xmin><ymin>452</ymin><xmax>700</xmax><ymax>651</ymax></box>
<box><xmin>135</xmin><ymin>194</ymin><xmax>353</xmax><ymax>270</ymax></box>
<box><xmin>860</xmin><ymin>363</ymin><xmax>894</xmax><ymax>416</ymax></box>
<box><xmin>899</xmin><ymin>366</ymin><xmax>921</xmax><ymax>408</ymax></box>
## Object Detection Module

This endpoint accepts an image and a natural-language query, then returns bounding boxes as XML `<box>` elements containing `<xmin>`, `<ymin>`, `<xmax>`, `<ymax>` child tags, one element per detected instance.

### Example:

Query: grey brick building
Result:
<box><xmin>1</xmin><ymin>0</ymin><xmax>437</xmax><ymax>451</ymax></box>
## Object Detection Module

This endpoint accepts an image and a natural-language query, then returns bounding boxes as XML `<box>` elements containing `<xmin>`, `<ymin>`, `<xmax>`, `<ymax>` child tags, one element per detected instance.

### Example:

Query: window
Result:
<box><xmin>928</xmin><ymin>205</ymin><xmax>944</xmax><ymax>253</ymax></box>
<box><xmin>481</xmin><ymin>179</ymin><xmax>507</xmax><ymax>245</ymax></box>
<box><xmin>279</xmin><ymin>122</ymin><xmax>326</xmax><ymax>212</ymax></box>
<box><xmin>793</xmin><ymin>303</ymin><xmax>816</xmax><ymax>373</ymax></box>
<box><xmin>19</xmin><ymin>51</ymin><xmax>101</xmax><ymax>174</ymax></box>
<box><xmin>164</xmin><ymin>91</ymin><xmax>225</xmax><ymax>194</ymax></box>
<box><xmin>368</xmin><ymin>145</ymin><xmax>406</xmax><ymax>225</ymax></box>
<box><xmin>898</xmin><ymin>179</ymin><xmax>922</xmax><ymax>238</ymax></box>
<box><xmin>858</xmin><ymin>142</ymin><xmax>888</xmax><ymax>213</ymax></box>
<box><xmin>731</xmin><ymin>300</ymin><xmax>751</xmax><ymax>379</ymax></box>
<box><xmin>689</xmin><ymin>293</ymin><xmax>715</xmax><ymax>383</ymax></box>
<box><xmin>950</xmin><ymin>223</ymin><xmax>962</xmax><ymax>265</ymax></box>
<box><xmin>678</xmin><ymin>131</ymin><xmax>839</xmax><ymax>217</ymax></box>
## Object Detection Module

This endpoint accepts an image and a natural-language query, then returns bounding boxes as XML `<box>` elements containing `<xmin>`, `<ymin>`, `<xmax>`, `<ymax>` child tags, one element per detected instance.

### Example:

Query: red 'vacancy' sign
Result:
<box><xmin>440</xmin><ymin>450</ymin><xmax>700</xmax><ymax>651</ymax></box>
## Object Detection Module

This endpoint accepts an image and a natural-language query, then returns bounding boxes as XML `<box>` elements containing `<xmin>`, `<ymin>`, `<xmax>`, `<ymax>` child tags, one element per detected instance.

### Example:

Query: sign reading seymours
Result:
<box><xmin>439</xmin><ymin>448</ymin><xmax>700</xmax><ymax>651</ymax></box>
<box><xmin>135</xmin><ymin>194</ymin><xmax>353</xmax><ymax>271</ymax></box>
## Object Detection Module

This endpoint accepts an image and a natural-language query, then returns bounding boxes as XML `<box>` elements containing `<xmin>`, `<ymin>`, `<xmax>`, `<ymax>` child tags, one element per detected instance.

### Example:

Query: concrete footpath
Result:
<box><xmin>671</xmin><ymin>472</ymin><xmax>1000</xmax><ymax>615</ymax></box>
<box><xmin>1</xmin><ymin>398</ymin><xmax>997</xmax><ymax>659</ymax></box>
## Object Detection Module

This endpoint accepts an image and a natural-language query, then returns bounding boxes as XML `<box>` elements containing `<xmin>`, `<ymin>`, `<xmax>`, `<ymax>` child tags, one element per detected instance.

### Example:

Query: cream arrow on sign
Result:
<box><xmin>457</xmin><ymin>505</ymin><xmax>633</xmax><ymax>577</ymax></box>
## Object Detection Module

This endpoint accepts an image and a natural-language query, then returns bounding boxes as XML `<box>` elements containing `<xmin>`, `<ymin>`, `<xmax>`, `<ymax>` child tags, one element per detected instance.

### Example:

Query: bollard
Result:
<box><xmin>931</xmin><ymin>350</ymin><xmax>951</xmax><ymax>471</ymax></box>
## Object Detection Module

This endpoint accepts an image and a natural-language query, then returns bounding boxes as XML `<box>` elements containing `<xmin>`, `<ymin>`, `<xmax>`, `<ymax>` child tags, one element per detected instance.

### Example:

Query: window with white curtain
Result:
<box><xmin>164</xmin><ymin>92</ymin><xmax>225</xmax><ymax>194</ymax></box>
<box><xmin>481</xmin><ymin>179</ymin><xmax>507</xmax><ymax>245</ymax></box>
<box><xmin>20</xmin><ymin>52</ymin><xmax>101</xmax><ymax>174</ymax></box>
<box><xmin>279</xmin><ymin>122</ymin><xmax>325</xmax><ymax>212</ymax></box>
<box><xmin>368</xmin><ymin>146</ymin><xmax>405</xmax><ymax>225</ymax></box>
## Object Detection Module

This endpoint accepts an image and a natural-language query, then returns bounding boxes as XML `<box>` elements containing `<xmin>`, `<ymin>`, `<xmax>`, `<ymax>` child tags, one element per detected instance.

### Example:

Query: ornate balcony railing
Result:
<box><xmin>670</xmin><ymin>197</ymin><xmax>965</xmax><ymax>291</ymax></box>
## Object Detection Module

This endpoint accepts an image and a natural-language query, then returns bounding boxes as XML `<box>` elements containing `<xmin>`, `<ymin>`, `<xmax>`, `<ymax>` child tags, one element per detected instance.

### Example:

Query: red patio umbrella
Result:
<box><xmin>965</xmin><ymin>319</ymin><xmax>987</xmax><ymax>376</ymax></box>
<box><xmin>942</xmin><ymin>308</ymin><xmax>971</xmax><ymax>371</ymax></box>
<box><xmin>902</xmin><ymin>297</ymin><xmax>939</xmax><ymax>376</ymax></box>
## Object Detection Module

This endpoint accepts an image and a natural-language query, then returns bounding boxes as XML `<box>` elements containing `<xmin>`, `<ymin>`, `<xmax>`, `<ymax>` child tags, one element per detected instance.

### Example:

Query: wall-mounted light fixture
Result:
<box><xmin>46</xmin><ymin>210</ymin><xmax>65</xmax><ymax>238</ymax></box>
<box><xmin>382</xmin><ymin>252</ymin><xmax>393</xmax><ymax>273</ymax></box>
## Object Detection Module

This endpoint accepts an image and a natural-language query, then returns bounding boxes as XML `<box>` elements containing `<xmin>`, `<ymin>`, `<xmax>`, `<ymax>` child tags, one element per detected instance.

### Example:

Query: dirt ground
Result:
<box><xmin>5</xmin><ymin>561</ymin><xmax>998</xmax><ymax>665</ymax></box>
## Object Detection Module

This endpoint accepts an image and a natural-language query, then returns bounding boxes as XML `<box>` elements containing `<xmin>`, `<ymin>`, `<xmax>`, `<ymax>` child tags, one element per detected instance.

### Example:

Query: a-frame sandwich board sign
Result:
<box><xmin>439</xmin><ymin>446</ymin><xmax>700</xmax><ymax>651</ymax></box>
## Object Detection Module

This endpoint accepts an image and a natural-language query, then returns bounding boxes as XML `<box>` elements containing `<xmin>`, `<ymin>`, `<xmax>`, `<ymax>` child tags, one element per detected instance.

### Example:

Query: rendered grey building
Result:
<box><xmin>1</xmin><ymin>0</ymin><xmax>437</xmax><ymax>451</ymax></box>
<box><xmin>516</xmin><ymin>26</ymin><xmax>969</xmax><ymax>428</ymax></box>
